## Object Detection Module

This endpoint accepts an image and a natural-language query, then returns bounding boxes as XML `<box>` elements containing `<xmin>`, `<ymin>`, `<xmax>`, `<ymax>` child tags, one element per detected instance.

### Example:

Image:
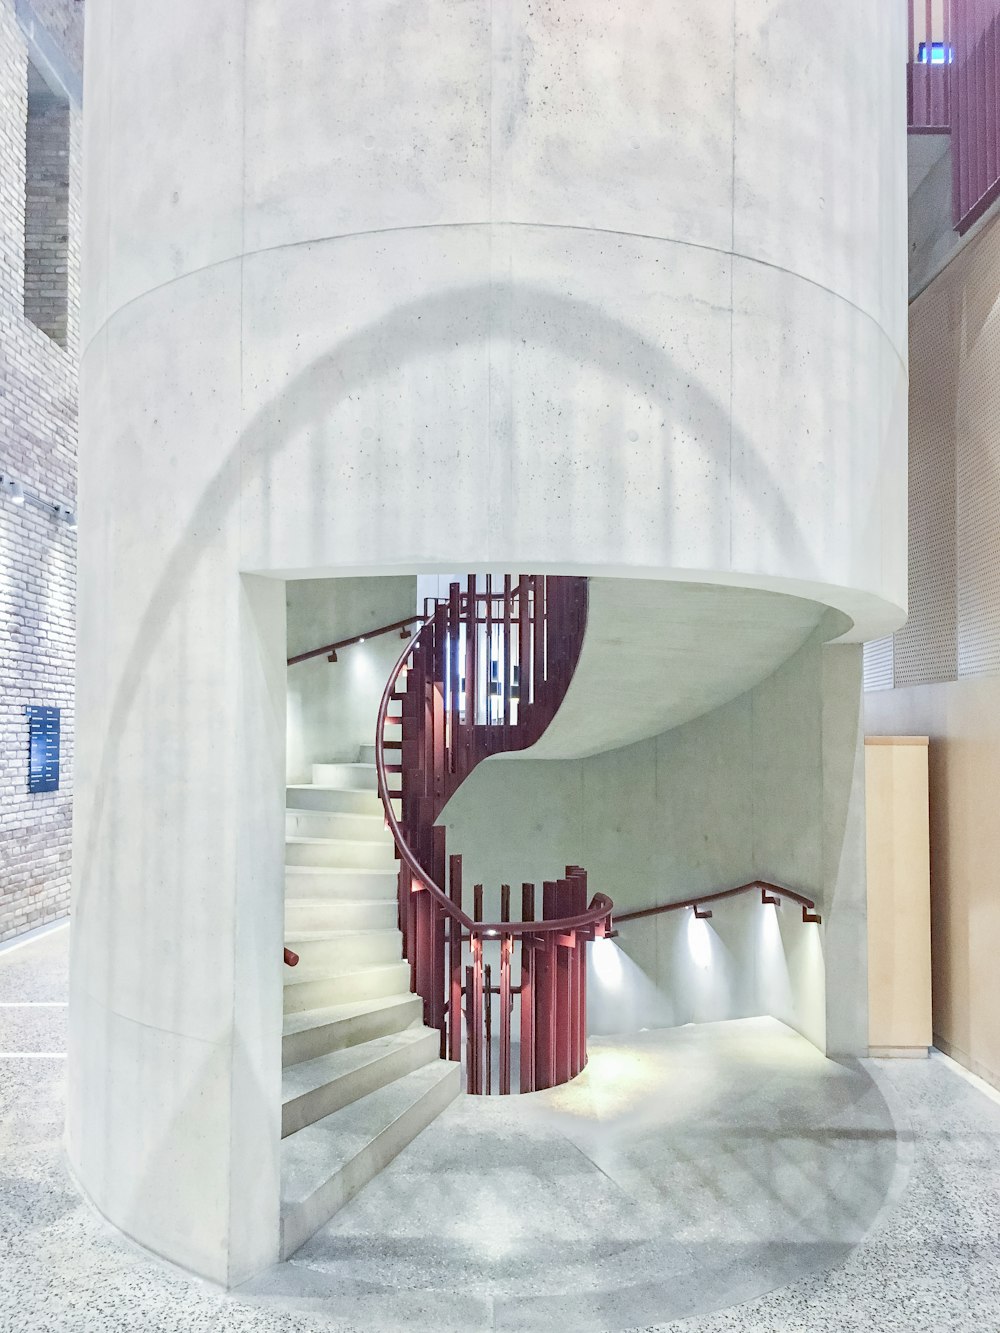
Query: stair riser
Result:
<box><xmin>311</xmin><ymin>764</ymin><xmax>378</xmax><ymax>790</ymax></box>
<box><xmin>285</xmin><ymin>869</ymin><xmax>398</xmax><ymax>902</ymax></box>
<box><xmin>281</xmin><ymin>1031</ymin><xmax>439</xmax><ymax>1138</ymax></box>
<box><xmin>280</xmin><ymin>1064</ymin><xmax>460</xmax><ymax>1259</ymax></box>
<box><xmin>284</xmin><ymin>965</ymin><xmax>411</xmax><ymax>1015</ymax></box>
<box><xmin>288</xmin><ymin>933</ymin><xmax>403</xmax><ymax>972</ymax></box>
<box><xmin>286</xmin><ymin>786</ymin><xmax>382</xmax><ymax>816</ymax></box>
<box><xmin>286</xmin><ymin>840</ymin><xmax>396</xmax><ymax>870</ymax></box>
<box><xmin>284</xmin><ymin>901</ymin><xmax>397</xmax><ymax>932</ymax></box>
<box><xmin>282</xmin><ymin>997</ymin><xmax>422</xmax><ymax>1067</ymax></box>
<box><xmin>357</xmin><ymin>744</ymin><xmax>378</xmax><ymax>765</ymax></box>
<box><xmin>285</xmin><ymin>809</ymin><xmax>388</xmax><ymax>841</ymax></box>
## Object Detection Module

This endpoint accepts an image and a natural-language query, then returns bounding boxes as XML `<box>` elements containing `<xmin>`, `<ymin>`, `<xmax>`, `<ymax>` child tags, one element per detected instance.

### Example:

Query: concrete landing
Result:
<box><xmin>240</xmin><ymin>1017</ymin><xmax>905</xmax><ymax>1331</ymax></box>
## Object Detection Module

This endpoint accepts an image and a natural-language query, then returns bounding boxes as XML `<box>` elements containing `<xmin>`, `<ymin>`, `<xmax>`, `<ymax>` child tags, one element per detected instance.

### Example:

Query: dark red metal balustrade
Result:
<box><xmin>374</xmin><ymin>575</ymin><xmax>613</xmax><ymax>1095</ymax></box>
<box><xmin>951</xmin><ymin>0</ymin><xmax>1000</xmax><ymax>231</ymax></box>
<box><xmin>907</xmin><ymin>0</ymin><xmax>1000</xmax><ymax>234</ymax></box>
<box><xmin>908</xmin><ymin>0</ymin><xmax>953</xmax><ymax>133</ymax></box>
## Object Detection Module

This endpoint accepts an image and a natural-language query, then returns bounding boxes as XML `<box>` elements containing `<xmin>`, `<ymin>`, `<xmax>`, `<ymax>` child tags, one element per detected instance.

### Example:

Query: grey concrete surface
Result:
<box><xmin>6</xmin><ymin>927</ymin><xmax>999</xmax><ymax>1330</ymax></box>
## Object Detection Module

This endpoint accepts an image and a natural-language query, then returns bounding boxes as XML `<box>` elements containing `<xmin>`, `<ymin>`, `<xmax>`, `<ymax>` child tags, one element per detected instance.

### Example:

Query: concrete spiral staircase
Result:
<box><xmin>280</xmin><ymin>740</ymin><xmax>459</xmax><ymax>1258</ymax></box>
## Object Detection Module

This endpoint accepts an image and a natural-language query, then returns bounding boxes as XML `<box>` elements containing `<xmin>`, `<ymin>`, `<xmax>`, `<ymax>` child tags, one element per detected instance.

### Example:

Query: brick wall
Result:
<box><xmin>24</xmin><ymin>62</ymin><xmax>69</xmax><ymax>344</ymax></box>
<box><xmin>0</xmin><ymin>0</ymin><xmax>80</xmax><ymax>941</ymax></box>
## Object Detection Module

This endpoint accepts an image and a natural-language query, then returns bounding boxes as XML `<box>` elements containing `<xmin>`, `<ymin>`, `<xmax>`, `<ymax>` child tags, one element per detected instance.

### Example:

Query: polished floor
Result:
<box><xmin>2</xmin><ymin>927</ymin><xmax>999</xmax><ymax>1331</ymax></box>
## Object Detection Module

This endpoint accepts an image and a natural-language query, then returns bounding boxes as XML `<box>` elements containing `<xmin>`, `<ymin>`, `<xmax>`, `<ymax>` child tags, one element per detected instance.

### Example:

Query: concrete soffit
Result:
<box><xmin>15</xmin><ymin>0</ymin><xmax>82</xmax><ymax>108</ymax></box>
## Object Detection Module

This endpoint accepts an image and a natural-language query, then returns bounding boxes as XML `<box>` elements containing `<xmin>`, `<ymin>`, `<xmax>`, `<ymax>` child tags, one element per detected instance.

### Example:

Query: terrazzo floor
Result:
<box><xmin>1</xmin><ymin>924</ymin><xmax>999</xmax><ymax>1332</ymax></box>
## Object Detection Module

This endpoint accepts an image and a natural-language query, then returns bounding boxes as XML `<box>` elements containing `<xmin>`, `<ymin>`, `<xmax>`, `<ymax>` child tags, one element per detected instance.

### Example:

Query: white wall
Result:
<box><xmin>442</xmin><ymin>622</ymin><xmax>867</xmax><ymax>1056</ymax></box>
<box><xmin>286</xmin><ymin>576</ymin><xmax>416</xmax><ymax>780</ymax></box>
<box><xmin>73</xmin><ymin>0</ymin><xmax>904</xmax><ymax>1283</ymax></box>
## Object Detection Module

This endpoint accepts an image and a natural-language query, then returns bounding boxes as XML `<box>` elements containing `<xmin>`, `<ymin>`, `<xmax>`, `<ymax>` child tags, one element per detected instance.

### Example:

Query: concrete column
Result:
<box><xmin>70</xmin><ymin>0</ymin><xmax>907</xmax><ymax>1280</ymax></box>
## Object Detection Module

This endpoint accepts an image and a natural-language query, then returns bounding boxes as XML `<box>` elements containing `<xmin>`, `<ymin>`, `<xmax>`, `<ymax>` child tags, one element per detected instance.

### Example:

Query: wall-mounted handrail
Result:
<box><xmin>287</xmin><ymin>614</ymin><xmax>426</xmax><ymax>666</ymax></box>
<box><xmin>375</xmin><ymin>575</ymin><xmax>612</xmax><ymax>1094</ymax></box>
<box><xmin>614</xmin><ymin>880</ymin><xmax>821</xmax><ymax>925</ymax></box>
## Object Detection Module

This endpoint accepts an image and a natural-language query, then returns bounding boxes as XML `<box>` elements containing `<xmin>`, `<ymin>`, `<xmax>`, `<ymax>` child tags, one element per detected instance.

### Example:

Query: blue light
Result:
<box><xmin>917</xmin><ymin>41</ymin><xmax>953</xmax><ymax>65</ymax></box>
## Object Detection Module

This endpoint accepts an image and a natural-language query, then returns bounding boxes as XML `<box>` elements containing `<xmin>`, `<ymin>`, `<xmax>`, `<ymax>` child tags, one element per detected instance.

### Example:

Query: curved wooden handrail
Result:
<box><xmin>614</xmin><ymin>880</ymin><xmax>822</xmax><ymax>925</ymax></box>
<box><xmin>375</xmin><ymin>619</ymin><xmax>613</xmax><ymax>939</ymax></box>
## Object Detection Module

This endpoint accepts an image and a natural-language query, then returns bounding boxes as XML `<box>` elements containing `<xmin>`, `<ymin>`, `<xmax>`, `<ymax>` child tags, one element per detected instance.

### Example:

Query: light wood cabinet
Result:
<box><xmin>865</xmin><ymin>736</ymin><xmax>932</xmax><ymax>1057</ymax></box>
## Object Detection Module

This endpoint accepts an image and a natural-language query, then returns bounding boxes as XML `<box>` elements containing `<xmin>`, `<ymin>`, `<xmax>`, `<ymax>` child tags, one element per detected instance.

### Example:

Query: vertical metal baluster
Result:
<box><xmin>519</xmin><ymin>883</ymin><xmax>535</xmax><ymax>1093</ymax></box>
<box><xmin>484</xmin><ymin>961</ymin><xmax>492</xmax><ymax>1096</ymax></box>
<box><xmin>473</xmin><ymin>880</ymin><xmax>485</xmax><ymax>1090</ymax></box>
<box><xmin>503</xmin><ymin>573</ymin><xmax>512</xmax><ymax>738</ymax></box>
<box><xmin>525</xmin><ymin>575</ymin><xmax>533</xmax><ymax>730</ymax></box>
<box><xmin>448</xmin><ymin>582</ymin><xmax>461</xmax><ymax>778</ymax></box>
<box><xmin>449</xmin><ymin>854</ymin><xmax>463</xmax><ymax>1063</ymax></box>
<box><xmin>465</xmin><ymin>573</ymin><xmax>476</xmax><ymax>758</ymax></box>
<box><xmin>430</xmin><ymin>825</ymin><xmax>447</xmax><ymax>1040</ymax></box>
<box><xmin>534</xmin><ymin>881</ymin><xmax>557</xmax><ymax>1090</ymax></box>
<box><xmin>465</xmin><ymin>962</ymin><xmax>477</xmax><ymax>1095</ymax></box>
<box><xmin>499</xmin><ymin>935</ymin><xmax>512</xmax><ymax>1095</ymax></box>
<box><xmin>473</xmin><ymin>939</ymin><xmax>484</xmax><ymax>1095</ymax></box>
<box><xmin>927</xmin><ymin>0</ymin><xmax>934</xmax><ymax>126</ymax></box>
<box><xmin>499</xmin><ymin>884</ymin><xmax>511</xmax><ymax>1094</ymax></box>
<box><xmin>486</xmin><ymin>574</ymin><xmax>494</xmax><ymax>734</ymax></box>
<box><xmin>553</xmin><ymin>877</ymin><xmax>572</xmax><ymax>1086</ymax></box>
<box><xmin>908</xmin><ymin>0</ymin><xmax>916</xmax><ymax>124</ymax></box>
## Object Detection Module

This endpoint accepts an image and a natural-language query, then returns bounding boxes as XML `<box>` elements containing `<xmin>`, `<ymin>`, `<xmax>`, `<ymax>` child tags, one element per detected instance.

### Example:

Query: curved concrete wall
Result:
<box><xmin>70</xmin><ymin>0</ymin><xmax>908</xmax><ymax>1282</ymax></box>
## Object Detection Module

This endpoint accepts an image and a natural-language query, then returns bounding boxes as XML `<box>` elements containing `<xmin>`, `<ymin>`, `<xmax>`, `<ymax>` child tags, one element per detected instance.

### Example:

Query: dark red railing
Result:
<box><xmin>615</xmin><ymin>880</ymin><xmax>822</xmax><ymax>926</ymax></box>
<box><xmin>906</xmin><ymin>0</ymin><xmax>1000</xmax><ymax>233</ymax></box>
<box><xmin>908</xmin><ymin>0</ymin><xmax>953</xmax><ymax>132</ymax></box>
<box><xmin>951</xmin><ymin>0</ymin><xmax>1000</xmax><ymax>231</ymax></box>
<box><xmin>375</xmin><ymin>576</ymin><xmax>613</xmax><ymax>1094</ymax></box>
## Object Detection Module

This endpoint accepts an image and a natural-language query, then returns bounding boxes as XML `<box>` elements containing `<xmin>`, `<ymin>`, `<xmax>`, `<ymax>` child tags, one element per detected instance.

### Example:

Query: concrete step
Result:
<box><xmin>283</xmin><ymin>960</ymin><xmax>412</xmax><ymax>1015</ymax></box>
<box><xmin>284</xmin><ymin>898</ymin><xmax>397</xmax><ymax>933</ymax></box>
<box><xmin>281</xmin><ymin>1026</ymin><xmax>439</xmax><ymax>1137</ymax></box>
<box><xmin>284</xmin><ymin>928</ymin><xmax>403</xmax><ymax>972</ymax></box>
<box><xmin>357</xmin><ymin>743</ymin><xmax>378</xmax><ymax>765</ymax></box>
<box><xmin>285</xmin><ymin>807</ymin><xmax>388</xmax><ymax>842</ymax></box>
<box><xmin>280</xmin><ymin>1059</ymin><xmax>460</xmax><ymax>1259</ymax></box>
<box><xmin>311</xmin><ymin>762</ymin><xmax>378</xmax><ymax>791</ymax></box>
<box><xmin>285</xmin><ymin>836</ymin><xmax>396</xmax><ymax>870</ymax></box>
<box><xmin>285</xmin><ymin>866</ymin><xmax>398</xmax><ymax>902</ymax></box>
<box><xmin>286</xmin><ymin>785</ymin><xmax>382</xmax><ymax>816</ymax></box>
<box><xmin>282</xmin><ymin>993</ymin><xmax>422</xmax><ymax>1067</ymax></box>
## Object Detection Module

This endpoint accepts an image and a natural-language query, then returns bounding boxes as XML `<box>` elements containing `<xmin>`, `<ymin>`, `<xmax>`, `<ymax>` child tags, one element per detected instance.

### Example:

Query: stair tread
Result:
<box><xmin>284</xmin><ymin>959</ymin><xmax>409</xmax><ymax>987</ymax></box>
<box><xmin>280</xmin><ymin>1061</ymin><xmax>458</xmax><ymax>1207</ymax></box>
<box><xmin>282</xmin><ymin>1027</ymin><xmax>437</xmax><ymax>1103</ymax></box>
<box><xmin>282</xmin><ymin>992</ymin><xmax>420</xmax><ymax>1039</ymax></box>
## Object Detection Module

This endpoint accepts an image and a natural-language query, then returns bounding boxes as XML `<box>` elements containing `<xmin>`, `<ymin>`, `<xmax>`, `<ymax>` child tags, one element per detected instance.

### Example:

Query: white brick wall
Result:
<box><xmin>0</xmin><ymin>0</ymin><xmax>80</xmax><ymax>941</ymax></box>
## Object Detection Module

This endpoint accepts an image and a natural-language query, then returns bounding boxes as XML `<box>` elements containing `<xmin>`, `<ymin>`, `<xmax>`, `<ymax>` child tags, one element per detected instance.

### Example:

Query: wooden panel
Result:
<box><xmin>865</xmin><ymin>738</ymin><xmax>933</xmax><ymax>1053</ymax></box>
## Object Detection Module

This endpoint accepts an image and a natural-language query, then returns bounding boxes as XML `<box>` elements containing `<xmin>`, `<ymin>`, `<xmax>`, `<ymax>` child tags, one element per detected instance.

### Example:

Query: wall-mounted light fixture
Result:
<box><xmin>0</xmin><ymin>471</ymin><xmax>76</xmax><ymax>526</ymax></box>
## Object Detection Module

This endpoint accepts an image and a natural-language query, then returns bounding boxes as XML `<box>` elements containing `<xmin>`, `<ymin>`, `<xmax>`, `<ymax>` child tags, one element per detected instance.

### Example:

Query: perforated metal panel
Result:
<box><xmin>957</xmin><ymin>297</ymin><xmax>1000</xmax><ymax>676</ymax></box>
<box><xmin>894</xmin><ymin>262</ymin><xmax>958</xmax><ymax>688</ymax></box>
<box><xmin>863</xmin><ymin>638</ymin><xmax>895</xmax><ymax>691</ymax></box>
